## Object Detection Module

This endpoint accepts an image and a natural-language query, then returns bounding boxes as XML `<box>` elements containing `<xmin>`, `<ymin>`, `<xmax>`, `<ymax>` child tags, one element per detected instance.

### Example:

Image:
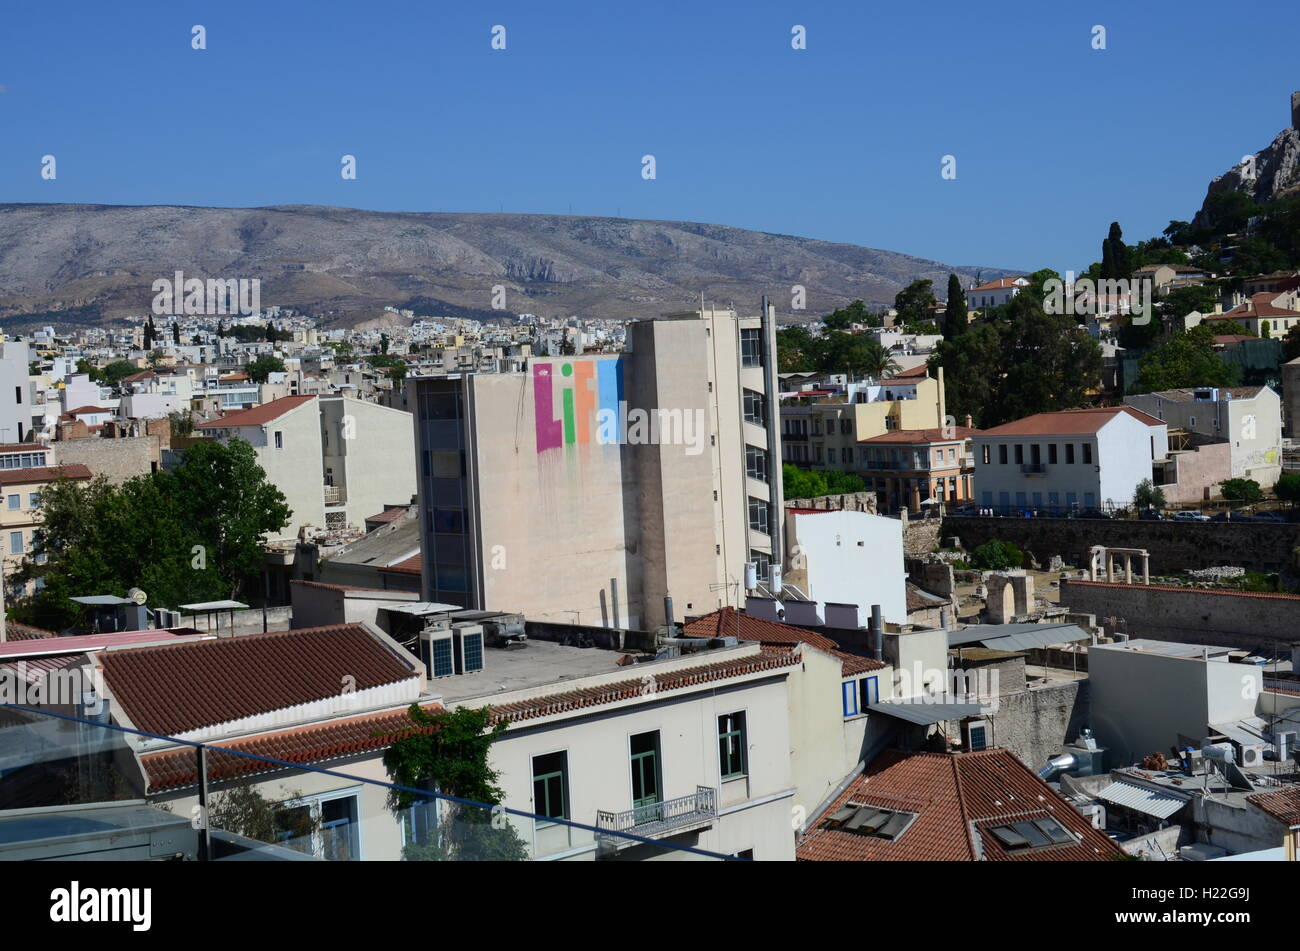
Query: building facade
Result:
<box><xmin>857</xmin><ymin>426</ymin><xmax>978</xmax><ymax>514</ymax></box>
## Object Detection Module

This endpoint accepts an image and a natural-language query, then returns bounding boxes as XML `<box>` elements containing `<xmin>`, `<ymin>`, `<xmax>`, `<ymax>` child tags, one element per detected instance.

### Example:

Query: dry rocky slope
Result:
<box><xmin>1194</xmin><ymin>91</ymin><xmax>1300</xmax><ymax>227</ymax></box>
<box><xmin>0</xmin><ymin>203</ymin><xmax>1011</xmax><ymax>326</ymax></box>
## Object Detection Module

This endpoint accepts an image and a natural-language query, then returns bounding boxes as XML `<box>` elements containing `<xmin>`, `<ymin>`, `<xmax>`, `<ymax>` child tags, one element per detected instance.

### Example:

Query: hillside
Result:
<box><xmin>0</xmin><ymin>204</ymin><xmax>1011</xmax><ymax>327</ymax></box>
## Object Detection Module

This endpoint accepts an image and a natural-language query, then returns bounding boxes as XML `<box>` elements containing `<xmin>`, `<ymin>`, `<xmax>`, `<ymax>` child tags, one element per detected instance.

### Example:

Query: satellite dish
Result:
<box><xmin>127</xmin><ymin>587</ymin><xmax>148</xmax><ymax>606</ymax></box>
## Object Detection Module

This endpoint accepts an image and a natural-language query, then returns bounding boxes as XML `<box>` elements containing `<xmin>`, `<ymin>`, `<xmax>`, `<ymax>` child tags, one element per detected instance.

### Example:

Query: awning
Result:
<box><xmin>1096</xmin><ymin>781</ymin><xmax>1188</xmax><ymax>819</ymax></box>
<box><xmin>949</xmin><ymin>623</ymin><xmax>1089</xmax><ymax>653</ymax></box>
<box><xmin>179</xmin><ymin>600</ymin><xmax>249</xmax><ymax>611</ymax></box>
<box><xmin>868</xmin><ymin>697</ymin><xmax>987</xmax><ymax>726</ymax></box>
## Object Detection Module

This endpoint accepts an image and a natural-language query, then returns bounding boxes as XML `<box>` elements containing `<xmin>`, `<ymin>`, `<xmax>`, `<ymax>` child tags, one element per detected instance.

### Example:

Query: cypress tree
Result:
<box><xmin>943</xmin><ymin>274</ymin><xmax>967</xmax><ymax>337</ymax></box>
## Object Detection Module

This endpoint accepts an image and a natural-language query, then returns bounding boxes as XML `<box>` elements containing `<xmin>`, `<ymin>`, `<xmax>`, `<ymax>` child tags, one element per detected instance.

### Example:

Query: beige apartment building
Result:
<box><xmin>410</xmin><ymin>304</ymin><xmax>783</xmax><ymax>631</ymax></box>
<box><xmin>780</xmin><ymin>373</ymin><xmax>945</xmax><ymax>473</ymax></box>
<box><xmin>0</xmin><ymin>443</ymin><xmax>92</xmax><ymax>596</ymax></box>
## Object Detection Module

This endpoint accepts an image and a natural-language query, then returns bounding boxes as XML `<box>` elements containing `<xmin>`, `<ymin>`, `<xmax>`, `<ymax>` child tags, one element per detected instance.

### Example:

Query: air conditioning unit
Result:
<box><xmin>1239</xmin><ymin>743</ymin><xmax>1266</xmax><ymax>769</ymax></box>
<box><xmin>452</xmin><ymin>625</ymin><xmax>485</xmax><ymax>675</ymax></box>
<box><xmin>419</xmin><ymin>629</ymin><xmax>455</xmax><ymax>679</ymax></box>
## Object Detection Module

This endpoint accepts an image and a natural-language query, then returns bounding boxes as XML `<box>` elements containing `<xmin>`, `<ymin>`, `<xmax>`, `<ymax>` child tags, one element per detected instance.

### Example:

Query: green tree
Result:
<box><xmin>143</xmin><ymin>316</ymin><xmax>155</xmax><ymax>351</ymax></box>
<box><xmin>172</xmin><ymin>320</ymin><xmax>181</xmax><ymax>345</ymax></box>
<box><xmin>1220</xmin><ymin>478</ymin><xmax>1263</xmax><ymax>505</ymax></box>
<box><xmin>1282</xmin><ymin>324</ymin><xmax>1300</xmax><ymax>363</ymax></box>
<box><xmin>781</xmin><ymin>464</ymin><xmax>865</xmax><ymax>500</ymax></box>
<box><xmin>11</xmin><ymin>440</ymin><xmax>290</xmax><ymax>628</ymax></box>
<box><xmin>776</xmin><ymin>326</ymin><xmax>823</xmax><ymax>372</ymax></box>
<box><xmin>1101</xmin><ymin>222</ymin><xmax>1130</xmax><ymax>280</ymax></box>
<box><xmin>894</xmin><ymin>280</ymin><xmax>937</xmax><ymax>326</ymax></box>
<box><xmin>821</xmin><ymin>300</ymin><xmax>878</xmax><ymax>331</ymax></box>
<box><xmin>383</xmin><ymin>705</ymin><xmax>529</xmax><ymax>861</ymax></box>
<box><xmin>1133</xmin><ymin>478</ymin><xmax>1166</xmax><ymax>510</ymax></box>
<box><xmin>819</xmin><ymin>334</ymin><xmax>899</xmax><ymax>379</ymax></box>
<box><xmin>1275</xmin><ymin>473</ymin><xmax>1300</xmax><ymax>504</ymax></box>
<box><xmin>968</xmin><ymin>540</ymin><xmax>1024</xmax><ymax>571</ymax></box>
<box><xmin>99</xmin><ymin>360</ymin><xmax>137</xmax><ymax>385</ymax></box>
<box><xmin>1132</xmin><ymin>325</ymin><xmax>1240</xmax><ymax>393</ymax></box>
<box><xmin>246</xmin><ymin>355</ymin><xmax>287</xmax><ymax>384</ymax></box>
<box><xmin>943</xmin><ymin>274</ymin><xmax>967</xmax><ymax>337</ymax></box>
<box><xmin>209</xmin><ymin>785</ymin><xmax>320</xmax><ymax>850</ymax></box>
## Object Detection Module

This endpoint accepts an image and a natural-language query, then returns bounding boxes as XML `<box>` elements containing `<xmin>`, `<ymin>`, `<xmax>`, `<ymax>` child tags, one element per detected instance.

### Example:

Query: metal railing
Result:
<box><xmin>323</xmin><ymin>484</ymin><xmax>345</xmax><ymax>505</ymax></box>
<box><xmin>596</xmin><ymin>786</ymin><xmax>717</xmax><ymax>842</ymax></box>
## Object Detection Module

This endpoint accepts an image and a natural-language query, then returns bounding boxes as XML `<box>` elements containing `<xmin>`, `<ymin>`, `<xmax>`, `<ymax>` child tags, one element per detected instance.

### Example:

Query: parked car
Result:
<box><xmin>950</xmin><ymin>504</ymin><xmax>979</xmax><ymax>517</ymax></box>
<box><xmin>1137</xmin><ymin>508</ymin><xmax>1164</xmax><ymax>521</ymax></box>
<box><xmin>1077</xmin><ymin>509</ymin><xmax>1114</xmax><ymax>519</ymax></box>
<box><xmin>1171</xmin><ymin>510</ymin><xmax>1210</xmax><ymax>522</ymax></box>
<box><xmin>1248</xmin><ymin>511</ymin><xmax>1287</xmax><ymax>523</ymax></box>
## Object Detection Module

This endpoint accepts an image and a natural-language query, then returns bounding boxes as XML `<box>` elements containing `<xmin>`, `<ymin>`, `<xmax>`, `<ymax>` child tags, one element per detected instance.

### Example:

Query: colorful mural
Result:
<box><xmin>532</xmin><ymin>357</ymin><xmax>624</xmax><ymax>453</ymax></box>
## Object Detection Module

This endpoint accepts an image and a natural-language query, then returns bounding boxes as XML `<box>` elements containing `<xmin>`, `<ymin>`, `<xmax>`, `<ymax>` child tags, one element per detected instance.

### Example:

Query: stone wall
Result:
<box><xmin>786</xmin><ymin>491</ymin><xmax>877</xmax><ymax>514</ymax></box>
<box><xmin>901</xmin><ymin>515</ymin><xmax>941</xmax><ymax>556</ymax></box>
<box><xmin>56</xmin><ymin>435</ymin><xmax>161</xmax><ymax>485</ymax></box>
<box><xmin>943</xmin><ymin>515</ymin><xmax>1300</xmax><ymax>575</ymax></box>
<box><xmin>940</xmin><ymin>677</ymin><xmax>1088</xmax><ymax>771</ymax></box>
<box><xmin>1059</xmin><ymin>579</ymin><xmax>1300</xmax><ymax>650</ymax></box>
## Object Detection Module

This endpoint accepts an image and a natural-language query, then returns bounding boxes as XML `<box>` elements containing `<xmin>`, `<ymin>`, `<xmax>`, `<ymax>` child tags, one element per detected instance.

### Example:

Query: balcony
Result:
<box><xmin>595</xmin><ymin>786</ymin><xmax>717</xmax><ymax>852</ymax></box>
<box><xmin>323</xmin><ymin>484</ymin><xmax>346</xmax><ymax>506</ymax></box>
<box><xmin>1020</xmin><ymin>462</ymin><xmax>1048</xmax><ymax>476</ymax></box>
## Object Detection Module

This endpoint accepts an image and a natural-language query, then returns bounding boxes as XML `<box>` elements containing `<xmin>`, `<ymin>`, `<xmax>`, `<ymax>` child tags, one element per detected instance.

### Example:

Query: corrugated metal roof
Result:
<box><xmin>949</xmin><ymin>623</ymin><xmax>1089</xmax><ymax>653</ymax></box>
<box><xmin>868</xmin><ymin>697</ymin><xmax>987</xmax><ymax>725</ymax></box>
<box><xmin>1096</xmin><ymin>781</ymin><xmax>1188</xmax><ymax>819</ymax></box>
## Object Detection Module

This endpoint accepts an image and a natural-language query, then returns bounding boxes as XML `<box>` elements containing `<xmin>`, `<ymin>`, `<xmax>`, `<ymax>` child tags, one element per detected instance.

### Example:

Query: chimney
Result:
<box><xmin>870</xmin><ymin>604</ymin><xmax>884</xmax><ymax>661</ymax></box>
<box><xmin>964</xmin><ymin>414</ymin><xmax>973</xmax><ymax>428</ymax></box>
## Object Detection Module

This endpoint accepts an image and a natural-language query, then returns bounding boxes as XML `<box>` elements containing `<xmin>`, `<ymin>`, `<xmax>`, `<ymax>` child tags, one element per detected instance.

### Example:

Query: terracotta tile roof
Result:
<box><xmin>196</xmin><ymin>395</ymin><xmax>315</xmax><ymax>429</ymax></box>
<box><xmin>977</xmin><ymin>406</ymin><xmax>1163</xmax><ymax>437</ymax></box>
<box><xmin>970</xmin><ymin>277</ymin><xmax>1028</xmax><ymax>291</ymax></box>
<box><xmin>1209</xmin><ymin>293</ymin><xmax>1300</xmax><ymax>320</ymax></box>
<box><xmin>1068</xmin><ymin>580</ymin><xmax>1300</xmax><ymax>602</ymax></box>
<box><xmin>683</xmin><ymin>607</ymin><xmax>885</xmax><ymax>678</ymax></box>
<box><xmin>100</xmin><ymin>623</ymin><xmax>419</xmax><ymax>736</ymax></box>
<box><xmin>140</xmin><ymin>702</ymin><xmax>446</xmax><ymax>793</ymax></box>
<box><xmin>64</xmin><ymin>405</ymin><xmax>114</xmax><ymax>416</ymax></box>
<box><xmin>485</xmin><ymin>650</ymin><xmax>799</xmax><ymax>726</ymax></box>
<box><xmin>796</xmin><ymin>749</ymin><xmax>1126</xmax><ymax>861</ymax></box>
<box><xmin>122</xmin><ymin>371</ymin><xmax>156</xmax><ymax>383</ymax></box>
<box><xmin>860</xmin><ymin>426</ymin><xmax>980</xmax><ymax>445</ymax></box>
<box><xmin>1212</xmin><ymin>335</ymin><xmax>1256</xmax><ymax>344</ymax></box>
<box><xmin>380</xmin><ymin>553</ymin><xmax>422</xmax><ymax>575</ymax></box>
<box><xmin>906</xmin><ymin>582</ymin><xmax>947</xmax><ymax>613</ymax></box>
<box><xmin>890</xmin><ymin>364</ymin><xmax>930</xmax><ymax>379</ymax></box>
<box><xmin>0</xmin><ymin>443</ymin><xmax>49</xmax><ymax>454</ymax></box>
<box><xmin>365</xmin><ymin>507</ymin><xmax>409</xmax><ymax>525</ymax></box>
<box><xmin>2</xmin><ymin>621</ymin><xmax>60</xmax><ymax>642</ymax></box>
<box><xmin>1246</xmin><ymin>787</ymin><xmax>1300</xmax><ymax>827</ymax></box>
<box><xmin>0</xmin><ymin>464</ymin><xmax>93</xmax><ymax>486</ymax></box>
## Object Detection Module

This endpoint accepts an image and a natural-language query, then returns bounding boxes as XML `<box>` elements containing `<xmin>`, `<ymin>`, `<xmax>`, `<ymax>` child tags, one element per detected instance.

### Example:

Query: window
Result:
<box><xmin>6</xmin><ymin>494</ymin><xmax>19</xmax><ymax>511</ymax></box>
<box><xmin>532</xmin><ymin>751</ymin><xmax>569</xmax><ymax>823</ymax></box>
<box><xmin>985</xmin><ymin>817</ymin><xmax>1074</xmax><ymax>852</ymax></box>
<box><xmin>274</xmin><ymin>430</ymin><xmax>283</xmax><ymax>449</ymax></box>
<box><xmin>998</xmin><ymin>444</ymin><xmax>1008</xmax><ymax>465</ymax></box>
<box><xmin>1048</xmin><ymin>443</ymin><xmax>1057</xmax><ymax>464</ymax></box>
<box><xmin>1065</xmin><ymin>443</ymin><xmax>1075</xmax><ymax>464</ymax></box>
<box><xmin>273</xmin><ymin>790</ymin><xmax>361</xmax><ymax>861</ymax></box>
<box><xmin>740</xmin><ymin>329</ymin><xmax>763</xmax><ymax>367</ymax></box>
<box><xmin>743</xmin><ymin>389</ymin><xmax>765</xmax><ymax>425</ymax></box>
<box><xmin>9</xmin><ymin>532</ymin><xmax>22</xmax><ymax>554</ymax></box>
<box><xmin>28</xmin><ymin>493</ymin><xmax>40</xmax><ymax>509</ymax></box>
<box><xmin>824</xmin><ymin>803</ymin><xmax>918</xmax><ymax>841</ymax></box>
<box><xmin>748</xmin><ymin>497</ymin><xmax>769</xmax><ymax>535</ymax></box>
<box><xmin>981</xmin><ymin>444</ymin><xmax>990</xmax><ymax>465</ymax></box>
<box><xmin>859</xmin><ymin>676</ymin><xmax>879</xmax><ymax>710</ymax></box>
<box><xmin>1014</xmin><ymin>444</ymin><xmax>1024</xmax><ymax>464</ymax></box>
<box><xmin>840</xmin><ymin>418</ymin><xmax>851</xmax><ymax>435</ymax></box>
<box><xmin>718</xmin><ymin>712</ymin><xmax>747</xmax><ymax>779</ymax></box>
<box><xmin>967</xmin><ymin>721</ymin><xmax>989</xmax><ymax>751</ymax></box>
<box><xmin>1082</xmin><ymin>443</ymin><xmax>1092</xmax><ymax>464</ymax></box>
<box><xmin>842</xmin><ymin>681</ymin><xmax>859</xmax><ymax>718</ymax></box>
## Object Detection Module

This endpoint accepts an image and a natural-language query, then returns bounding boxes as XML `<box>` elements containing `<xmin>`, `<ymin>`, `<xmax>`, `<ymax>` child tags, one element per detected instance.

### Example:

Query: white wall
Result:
<box><xmin>786</xmin><ymin>510</ymin><xmax>907</xmax><ymax>626</ymax></box>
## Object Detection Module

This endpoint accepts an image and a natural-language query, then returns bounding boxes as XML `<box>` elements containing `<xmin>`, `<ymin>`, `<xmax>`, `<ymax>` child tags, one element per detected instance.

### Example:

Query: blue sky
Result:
<box><xmin>2</xmin><ymin>0</ymin><xmax>1297</xmax><ymax>276</ymax></box>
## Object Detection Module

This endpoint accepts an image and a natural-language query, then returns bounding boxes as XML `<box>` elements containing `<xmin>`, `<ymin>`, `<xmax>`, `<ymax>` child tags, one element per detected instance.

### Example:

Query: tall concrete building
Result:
<box><xmin>410</xmin><ymin>304</ymin><xmax>783</xmax><ymax>630</ymax></box>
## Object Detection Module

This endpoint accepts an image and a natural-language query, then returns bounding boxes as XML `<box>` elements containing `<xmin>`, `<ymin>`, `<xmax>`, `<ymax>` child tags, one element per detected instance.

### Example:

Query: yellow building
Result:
<box><xmin>0</xmin><ymin>444</ymin><xmax>92</xmax><ymax>595</ymax></box>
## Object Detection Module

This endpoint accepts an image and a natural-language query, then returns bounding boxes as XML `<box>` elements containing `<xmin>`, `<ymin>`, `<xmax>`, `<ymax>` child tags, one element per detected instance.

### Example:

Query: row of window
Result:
<box><xmin>980</xmin><ymin>441</ymin><xmax>1092</xmax><ymax>467</ymax></box>
<box><xmin>0</xmin><ymin>452</ymin><xmax>50</xmax><ymax>470</ymax></box>
<box><xmin>782</xmin><ymin>417</ymin><xmax>855</xmax><ymax>437</ymax></box>
<box><xmin>983</xmin><ymin>490</ymin><xmax>1096</xmax><ymax>510</ymax></box>
<box><xmin>842</xmin><ymin>676</ymin><xmax>880</xmax><ymax>718</ymax></box>
<box><xmin>6</xmin><ymin>492</ymin><xmax>40</xmax><ymax>511</ymax></box>
<box><xmin>531</xmin><ymin>714</ymin><xmax>749</xmax><ymax>825</ymax></box>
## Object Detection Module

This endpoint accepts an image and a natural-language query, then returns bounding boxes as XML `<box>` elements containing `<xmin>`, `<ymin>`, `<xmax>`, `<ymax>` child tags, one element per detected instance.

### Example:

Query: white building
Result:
<box><xmin>972</xmin><ymin>406</ymin><xmax>1168</xmax><ymax>513</ymax></box>
<box><xmin>197</xmin><ymin>394</ymin><xmax>417</xmax><ymax>540</ymax></box>
<box><xmin>781</xmin><ymin>508</ymin><xmax>908</xmax><ymax>626</ymax></box>
<box><xmin>967</xmin><ymin>276</ymin><xmax>1029</xmax><ymax>311</ymax></box>
<box><xmin>1124</xmin><ymin>386</ymin><xmax>1282</xmax><ymax>486</ymax></box>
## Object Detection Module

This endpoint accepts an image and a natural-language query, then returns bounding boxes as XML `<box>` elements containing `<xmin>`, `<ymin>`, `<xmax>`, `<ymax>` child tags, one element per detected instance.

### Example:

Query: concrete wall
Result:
<box><xmin>1158</xmin><ymin>441</ymin><xmax>1231</xmax><ymax>504</ymax></box>
<box><xmin>247</xmin><ymin>402</ymin><xmax>325</xmax><ymax>541</ymax></box>
<box><xmin>1060</xmin><ymin>579</ymin><xmax>1300</xmax><ymax>650</ymax></box>
<box><xmin>944</xmin><ymin>516</ymin><xmax>1300</xmax><ymax>575</ymax></box>
<box><xmin>1127</xmin><ymin>388</ymin><xmax>1282</xmax><ymax>484</ymax></box>
<box><xmin>783</xmin><ymin>510</ymin><xmax>907</xmax><ymax>626</ymax></box>
<box><xmin>319</xmin><ymin>396</ymin><xmax>417</xmax><ymax>530</ymax></box>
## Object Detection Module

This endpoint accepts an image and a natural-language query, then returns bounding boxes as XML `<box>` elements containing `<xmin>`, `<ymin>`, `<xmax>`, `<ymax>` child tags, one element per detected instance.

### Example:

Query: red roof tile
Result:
<box><xmin>365</xmin><ymin>507</ymin><xmax>409</xmax><ymax>525</ymax></box>
<box><xmin>292</xmin><ymin>580</ymin><xmax>407</xmax><ymax>596</ymax></box>
<box><xmin>684</xmin><ymin>607</ymin><xmax>885</xmax><ymax>677</ymax></box>
<box><xmin>140</xmin><ymin>702</ymin><xmax>446</xmax><ymax>792</ymax></box>
<box><xmin>860</xmin><ymin>426</ymin><xmax>980</xmax><ymax>444</ymax></box>
<box><xmin>485</xmin><ymin>650</ymin><xmax>799</xmax><ymax>725</ymax></box>
<box><xmin>2</xmin><ymin>621</ymin><xmax>60</xmax><ymax>642</ymax></box>
<box><xmin>196</xmin><ymin>395</ymin><xmax>316</xmax><ymax>429</ymax></box>
<box><xmin>100</xmin><ymin>623</ymin><xmax>419</xmax><ymax>736</ymax></box>
<box><xmin>978</xmin><ymin>406</ymin><xmax>1163</xmax><ymax>437</ymax></box>
<box><xmin>380</xmin><ymin>553</ymin><xmax>422</xmax><ymax>575</ymax></box>
<box><xmin>1246</xmin><ymin>787</ymin><xmax>1300</xmax><ymax>827</ymax></box>
<box><xmin>797</xmin><ymin>749</ymin><xmax>1126</xmax><ymax>861</ymax></box>
<box><xmin>0</xmin><ymin>464</ymin><xmax>93</xmax><ymax>486</ymax></box>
